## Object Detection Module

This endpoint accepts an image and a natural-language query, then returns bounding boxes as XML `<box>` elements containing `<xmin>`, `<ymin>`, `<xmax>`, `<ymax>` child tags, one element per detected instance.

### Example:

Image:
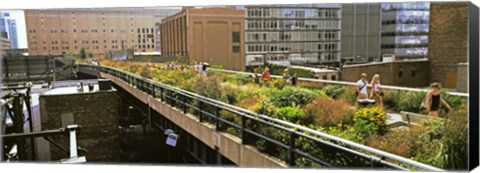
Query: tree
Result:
<box><xmin>80</xmin><ymin>48</ymin><xmax>86</xmax><ymax>59</ymax></box>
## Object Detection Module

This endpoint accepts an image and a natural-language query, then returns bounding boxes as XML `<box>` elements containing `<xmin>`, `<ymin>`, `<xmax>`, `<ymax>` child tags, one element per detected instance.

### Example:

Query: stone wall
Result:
<box><xmin>457</xmin><ymin>63</ymin><xmax>468</xmax><ymax>93</ymax></box>
<box><xmin>428</xmin><ymin>2</ymin><xmax>469</xmax><ymax>88</ymax></box>
<box><xmin>39</xmin><ymin>90</ymin><xmax>121</xmax><ymax>162</ymax></box>
<box><xmin>340</xmin><ymin>60</ymin><xmax>430</xmax><ymax>87</ymax></box>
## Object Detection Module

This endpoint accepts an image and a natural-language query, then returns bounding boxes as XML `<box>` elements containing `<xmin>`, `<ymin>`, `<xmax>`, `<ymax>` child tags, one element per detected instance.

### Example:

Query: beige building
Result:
<box><xmin>25</xmin><ymin>8</ymin><xmax>180</xmax><ymax>56</ymax></box>
<box><xmin>160</xmin><ymin>8</ymin><xmax>245</xmax><ymax>71</ymax></box>
<box><xmin>1</xmin><ymin>37</ymin><xmax>11</xmax><ymax>56</ymax></box>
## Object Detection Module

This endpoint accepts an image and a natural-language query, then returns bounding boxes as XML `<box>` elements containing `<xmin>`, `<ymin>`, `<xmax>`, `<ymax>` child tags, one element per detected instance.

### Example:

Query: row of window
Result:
<box><xmin>245</xmin><ymin>31</ymin><xmax>339</xmax><ymax>42</ymax></box>
<box><xmin>248</xmin><ymin>52</ymin><xmax>339</xmax><ymax>62</ymax></box>
<box><xmin>246</xmin><ymin>8</ymin><xmax>339</xmax><ymax>19</ymax></box>
<box><xmin>138</xmin><ymin>44</ymin><xmax>155</xmax><ymax>49</ymax></box>
<box><xmin>381</xmin><ymin>43</ymin><xmax>428</xmax><ymax>49</ymax></box>
<box><xmin>138</xmin><ymin>28</ymin><xmax>155</xmax><ymax>33</ymax></box>
<box><xmin>246</xmin><ymin>42</ymin><xmax>339</xmax><ymax>53</ymax></box>
<box><xmin>246</xmin><ymin>20</ymin><xmax>340</xmax><ymax>30</ymax></box>
<box><xmin>382</xmin><ymin>19</ymin><xmax>429</xmax><ymax>25</ymax></box>
<box><xmin>29</xmin><ymin>27</ymin><xmax>154</xmax><ymax>34</ymax></box>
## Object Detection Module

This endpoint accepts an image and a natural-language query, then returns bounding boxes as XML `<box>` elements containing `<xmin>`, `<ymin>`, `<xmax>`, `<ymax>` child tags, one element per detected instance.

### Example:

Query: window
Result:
<box><xmin>331</xmin><ymin>75</ymin><xmax>336</xmax><ymax>80</ymax></box>
<box><xmin>233</xmin><ymin>46</ymin><xmax>240</xmax><ymax>53</ymax></box>
<box><xmin>411</xmin><ymin>70</ymin><xmax>416</xmax><ymax>78</ymax></box>
<box><xmin>231</xmin><ymin>32</ymin><xmax>241</xmax><ymax>43</ymax></box>
<box><xmin>398</xmin><ymin>70</ymin><xmax>403</xmax><ymax>78</ymax></box>
<box><xmin>142</xmin><ymin>28</ymin><xmax>145</xmax><ymax>33</ymax></box>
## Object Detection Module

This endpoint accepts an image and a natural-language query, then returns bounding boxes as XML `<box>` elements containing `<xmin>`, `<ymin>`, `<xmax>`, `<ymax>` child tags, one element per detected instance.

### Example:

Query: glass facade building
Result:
<box><xmin>238</xmin><ymin>4</ymin><xmax>342</xmax><ymax>67</ymax></box>
<box><xmin>341</xmin><ymin>3</ymin><xmax>382</xmax><ymax>63</ymax></box>
<box><xmin>380</xmin><ymin>2</ymin><xmax>430</xmax><ymax>60</ymax></box>
<box><xmin>1</xmin><ymin>12</ymin><xmax>18</xmax><ymax>48</ymax></box>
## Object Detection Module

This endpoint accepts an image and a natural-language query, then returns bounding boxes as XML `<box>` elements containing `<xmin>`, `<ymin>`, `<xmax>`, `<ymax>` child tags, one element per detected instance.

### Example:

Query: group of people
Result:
<box><xmin>355</xmin><ymin>73</ymin><xmax>452</xmax><ymax>117</ymax></box>
<box><xmin>252</xmin><ymin>67</ymin><xmax>298</xmax><ymax>87</ymax></box>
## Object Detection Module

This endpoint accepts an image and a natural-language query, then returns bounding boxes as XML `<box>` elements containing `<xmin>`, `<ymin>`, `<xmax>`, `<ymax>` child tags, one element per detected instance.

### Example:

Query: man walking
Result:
<box><xmin>356</xmin><ymin>73</ymin><xmax>369</xmax><ymax>100</ymax></box>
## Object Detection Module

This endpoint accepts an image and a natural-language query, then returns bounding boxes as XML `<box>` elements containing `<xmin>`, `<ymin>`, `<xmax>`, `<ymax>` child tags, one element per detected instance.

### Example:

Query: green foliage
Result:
<box><xmin>397</xmin><ymin>90</ymin><xmax>428</xmax><ymax>114</ymax></box>
<box><xmin>441</xmin><ymin>108</ymin><xmax>468</xmax><ymax>170</ymax></box>
<box><xmin>440</xmin><ymin>89</ymin><xmax>467</xmax><ymax>114</ymax></box>
<box><xmin>80</xmin><ymin>48</ymin><xmax>87</xmax><ymax>59</ymax></box>
<box><xmin>304</xmin><ymin>97</ymin><xmax>353</xmax><ymax>127</ymax></box>
<box><xmin>209</xmin><ymin>65</ymin><xmax>225</xmax><ymax>69</ymax></box>
<box><xmin>322</xmin><ymin>85</ymin><xmax>346</xmax><ymax>99</ymax></box>
<box><xmin>224</xmin><ymin>73</ymin><xmax>253</xmax><ymax>85</ymax></box>
<box><xmin>270</xmin><ymin>78</ymin><xmax>286</xmax><ymax>89</ymax></box>
<box><xmin>353</xmin><ymin>107</ymin><xmax>387</xmax><ymax>136</ymax></box>
<box><xmin>247</xmin><ymin>63</ymin><xmax>315</xmax><ymax>78</ymax></box>
<box><xmin>383</xmin><ymin>90</ymin><xmax>401</xmax><ymax>111</ymax></box>
<box><xmin>274</xmin><ymin>106</ymin><xmax>307</xmax><ymax>124</ymax></box>
<box><xmin>269</xmin><ymin>86</ymin><xmax>326</xmax><ymax>107</ymax></box>
<box><xmin>193</xmin><ymin>76</ymin><xmax>222</xmax><ymax>100</ymax></box>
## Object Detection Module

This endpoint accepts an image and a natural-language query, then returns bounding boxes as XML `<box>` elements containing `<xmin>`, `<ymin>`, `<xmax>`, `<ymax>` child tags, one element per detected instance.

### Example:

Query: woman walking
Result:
<box><xmin>423</xmin><ymin>82</ymin><xmax>452</xmax><ymax>117</ymax></box>
<box><xmin>370</xmin><ymin>74</ymin><xmax>383</xmax><ymax>108</ymax></box>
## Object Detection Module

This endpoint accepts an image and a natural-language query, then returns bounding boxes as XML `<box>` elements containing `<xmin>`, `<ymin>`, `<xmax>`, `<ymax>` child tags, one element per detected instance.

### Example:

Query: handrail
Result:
<box><xmin>79</xmin><ymin>64</ymin><xmax>445</xmax><ymax>171</ymax></box>
<box><xmin>209</xmin><ymin>68</ymin><xmax>469</xmax><ymax>98</ymax></box>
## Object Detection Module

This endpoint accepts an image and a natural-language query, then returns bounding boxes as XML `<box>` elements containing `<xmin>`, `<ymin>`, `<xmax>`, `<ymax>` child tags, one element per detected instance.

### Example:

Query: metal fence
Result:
<box><xmin>79</xmin><ymin>64</ymin><xmax>445</xmax><ymax>171</ymax></box>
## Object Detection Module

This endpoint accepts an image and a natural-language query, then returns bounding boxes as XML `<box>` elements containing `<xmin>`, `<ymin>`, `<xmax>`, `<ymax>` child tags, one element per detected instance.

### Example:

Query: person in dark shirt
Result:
<box><xmin>291</xmin><ymin>72</ymin><xmax>298</xmax><ymax>86</ymax></box>
<box><xmin>424</xmin><ymin>82</ymin><xmax>452</xmax><ymax>117</ymax></box>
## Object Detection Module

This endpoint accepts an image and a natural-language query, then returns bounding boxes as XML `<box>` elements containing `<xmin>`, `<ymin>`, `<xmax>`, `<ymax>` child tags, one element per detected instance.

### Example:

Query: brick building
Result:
<box><xmin>160</xmin><ymin>8</ymin><xmax>245</xmax><ymax>71</ymax></box>
<box><xmin>427</xmin><ymin>2</ymin><xmax>468</xmax><ymax>89</ymax></box>
<box><xmin>341</xmin><ymin>59</ymin><xmax>430</xmax><ymax>87</ymax></box>
<box><xmin>38</xmin><ymin>86</ymin><xmax>121</xmax><ymax>162</ymax></box>
<box><xmin>25</xmin><ymin>8</ymin><xmax>180</xmax><ymax>56</ymax></box>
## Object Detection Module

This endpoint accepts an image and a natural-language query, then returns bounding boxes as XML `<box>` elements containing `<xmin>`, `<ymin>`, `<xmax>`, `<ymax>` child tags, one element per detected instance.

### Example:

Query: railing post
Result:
<box><xmin>241</xmin><ymin>115</ymin><xmax>247</xmax><ymax>145</ymax></box>
<box><xmin>160</xmin><ymin>88</ymin><xmax>164</xmax><ymax>101</ymax></box>
<box><xmin>183</xmin><ymin>94</ymin><xmax>187</xmax><ymax>114</ymax></box>
<box><xmin>289</xmin><ymin>131</ymin><xmax>297</xmax><ymax>166</ymax></box>
<box><xmin>198</xmin><ymin>100</ymin><xmax>203</xmax><ymax>122</ymax></box>
<box><xmin>215</xmin><ymin>107</ymin><xmax>220</xmax><ymax>131</ymax></box>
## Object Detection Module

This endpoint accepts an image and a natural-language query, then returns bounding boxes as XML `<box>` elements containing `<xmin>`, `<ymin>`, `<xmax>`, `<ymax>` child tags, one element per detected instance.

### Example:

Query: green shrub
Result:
<box><xmin>366</xmin><ymin>128</ymin><xmax>414</xmax><ymax>158</ymax></box>
<box><xmin>322</xmin><ymin>85</ymin><xmax>346</xmax><ymax>99</ymax></box>
<box><xmin>353</xmin><ymin>107</ymin><xmax>387</xmax><ymax>136</ymax></box>
<box><xmin>247</xmin><ymin>63</ymin><xmax>316</xmax><ymax>78</ymax></box>
<box><xmin>269</xmin><ymin>86</ymin><xmax>326</xmax><ymax>107</ymax></box>
<box><xmin>224</xmin><ymin>73</ymin><xmax>253</xmax><ymax>84</ymax></box>
<box><xmin>193</xmin><ymin>76</ymin><xmax>222</xmax><ymax>100</ymax></box>
<box><xmin>440</xmin><ymin>90</ymin><xmax>467</xmax><ymax>114</ymax></box>
<box><xmin>382</xmin><ymin>90</ymin><xmax>401</xmax><ymax>111</ymax></box>
<box><xmin>304</xmin><ymin>97</ymin><xmax>353</xmax><ymax>127</ymax></box>
<box><xmin>441</xmin><ymin>108</ymin><xmax>468</xmax><ymax>170</ymax></box>
<box><xmin>397</xmin><ymin>90</ymin><xmax>427</xmax><ymax>114</ymax></box>
<box><xmin>338</xmin><ymin>86</ymin><xmax>358</xmax><ymax>104</ymax></box>
<box><xmin>220</xmin><ymin>84</ymin><xmax>240</xmax><ymax>104</ymax></box>
<box><xmin>274</xmin><ymin>106</ymin><xmax>307</xmax><ymax>124</ymax></box>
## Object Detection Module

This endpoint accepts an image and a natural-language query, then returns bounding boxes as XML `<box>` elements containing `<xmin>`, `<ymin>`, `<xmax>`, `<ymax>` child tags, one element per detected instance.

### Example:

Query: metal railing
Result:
<box><xmin>79</xmin><ymin>64</ymin><xmax>445</xmax><ymax>171</ymax></box>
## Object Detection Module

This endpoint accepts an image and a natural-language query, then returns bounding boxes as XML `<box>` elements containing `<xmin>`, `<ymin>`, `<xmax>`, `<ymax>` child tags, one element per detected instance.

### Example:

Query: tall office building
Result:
<box><xmin>238</xmin><ymin>4</ymin><xmax>342</xmax><ymax>67</ymax></box>
<box><xmin>380</xmin><ymin>2</ymin><xmax>430</xmax><ymax>60</ymax></box>
<box><xmin>1</xmin><ymin>12</ymin><xmax>18</xmax><ymax>48</ymax></box>
<box><xmin>341</xmin><ymin>3</ymin><xmax>382</xmax><ymax>63</ymax></box>
<box><xmin>160</xmin><ymin>8</ymin><xmax>245</xmax><ymax>71</ymax></box>
<box><xmin>25</xmin><ymin>8</ymin><xmax>180</xmax><ymax>56</ymax></box>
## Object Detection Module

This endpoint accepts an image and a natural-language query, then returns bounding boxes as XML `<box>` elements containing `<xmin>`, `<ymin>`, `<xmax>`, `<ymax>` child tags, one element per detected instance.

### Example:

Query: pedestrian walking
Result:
<box><xmin>291</xmin><ymin>72</ymin><xmax>298</xmax><ymax>86</ymax></box>
<box><xmin>261</xmin><ymin>67</ymin><xmax>271</xmax><ymax>86</ymax></box>
<box><xmin>370</xmin><ymin>74</ymin><xmax>383</xmax><ymax>108</ymax></box>
<box><xmin>422</xmin><ymin>82</ymin><xmax>452</xmax><ymax>117</ymax></box>
<box><xmin>355</xmin><ymin>73</ymin><xmax>369</xmax><ymax>100</ymax></box>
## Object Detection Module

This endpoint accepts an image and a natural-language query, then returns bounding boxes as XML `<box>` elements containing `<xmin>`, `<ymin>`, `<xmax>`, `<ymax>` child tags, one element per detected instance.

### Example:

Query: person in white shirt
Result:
<box><xmin>370</xmin><ymin>74</ymin><xmax>383</xmax><ymax>108</ymax></box>
<box><xmin>356</xmin><ymin>73</ymin><xmax>369</xmax><ymax>100</ymax></box>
